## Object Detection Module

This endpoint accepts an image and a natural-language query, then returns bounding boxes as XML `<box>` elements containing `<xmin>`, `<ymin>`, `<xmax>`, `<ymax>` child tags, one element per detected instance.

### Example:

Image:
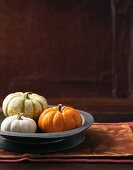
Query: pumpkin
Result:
<box><xmin>38</xmin><ymin>104</ymin><xmax>82</xmax><ymax>132</ymax></box>
<box><xmin>2</xmin><ymin>92</ymin><xmax>48</xmax><ymax>120</ymax></box>
<box><xmin>0</xmin><ymin>113</ymin><xmax>37</xmax><ymax>133</ymax></box>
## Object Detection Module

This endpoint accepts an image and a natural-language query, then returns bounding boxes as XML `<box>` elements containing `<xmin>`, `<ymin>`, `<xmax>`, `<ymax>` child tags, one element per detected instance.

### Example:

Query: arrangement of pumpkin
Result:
<box><xmin>0</xmin><ymin>92</ymin><xmax>82</xmax><ymax>133</ymax></box>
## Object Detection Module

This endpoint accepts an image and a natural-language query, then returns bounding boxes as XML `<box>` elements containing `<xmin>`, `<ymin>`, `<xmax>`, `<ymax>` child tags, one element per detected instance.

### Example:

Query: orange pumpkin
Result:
<box><xmin>38</xmin><ymin>104</ymin><xmax>82</xmax><ymax>132</ymax></box>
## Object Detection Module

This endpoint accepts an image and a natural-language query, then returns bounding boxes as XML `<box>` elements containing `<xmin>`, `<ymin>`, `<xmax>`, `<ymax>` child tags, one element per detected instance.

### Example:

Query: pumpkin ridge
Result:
<box><xmin>30</xmin><ymin>118</ymin><xmax>37</xmax><ymax>132</ymax></box>
<box><xmin>8</xmin><ymin>121</ymin><xmax>12</xmax><ymax>131</ymax></box>
<box><xmin>70</xmin><ymin>115</ymin><xmax>76</xmax><ymax>128</ymax></box>
<box><xmin>44</xmin><ymin>109</ymin><xmax>53</xmax><ymax>116</ymax></box>
<box><xmin>18</xmin><ymin>119</ymin><xmax>21</xmax><ymax>132</ymax></box>
<box><xmin>53</xmin><ymin>111</ymin><xmax>63</xmax><ymax>132</ymax></box>
<box><xmin>39</xmin><ymin>96</ymin><xmax>48</xmax><ymax>106</ymax></box>
<box><xmin>24</xmin><ymin>99</ymin><xmax>34</xmax><ymax>119</ymax></box>
<box><xmin>4</xmin><ymin>118</ymin><xmax>13</xmax><ymax>131</ymax></box>
<box><xmin>41</xmin><ymin>111</ymin><xmax>53</xmax><ymax>132</ymax></box>
<box><xmin>60</xmin><ymin>112</ymin><xmax>65</xmax><ymax>131</ymax></box>
<box><xmin>61</xmin><ymin>112</ymin><xmax>68</xmax><ymax>131</ymax></box>
<box><xmin>65</xmin><ymin>109</ymin><xmax>82</xmax><ymax>127</ymax></box>
<box><xmin>22</xmin><ymin>98</ymin><xmax>25</xmax><ymax>114</ymax></box>
<box><xmin>62</xmin><ymin>107</ymin><xmax>72</xmax><ymax>112</ymax></box>
<box><xmin>62</xmin><ymin>106</ymin><xmax>67</xmax><ymax>112</ymax></box>
<box><xmin>38</xmin><ymin>108</ymin><xmax>54</xmax><ymax>128</ymax></box>
<box><xmin>52</xmin><ymin>112</ymin><xmax>56</xmax><ymax>131</ymax></box>
<box><xmin>62</xmin><ymin>106</ymin><xmax>76</xmax><ymax>128</ymax></box>
<box><xmin>26</xmin><ymin>119</ymin><xmax>32</xmax><ymax>132</ymax></box>
<box><xmin>38</xmin><ymin>109</ymin><xmax>51</xmax><ymax>127</ymax></box>
<box><xmin>4</xmin><ymin>95</ymin><xmax>19</xmax><ymax>116</ymax></box>
<box><xmin>31</xmin><ymin>99</ymin><xmax>44</xmax><ymax>120</ymax></box>
<box><xmin>30</xmin><ymin>100</ymin><xmax>35</xmax><ymax>119</ymax></box>
<box><xmin>30</xmin><ymin>94</ymin><xmax>47</xmax><ymax>111</ymax></box>
<box><xmin>34</xmin><ymin>99</ymin><xmax>44</xmax><ymax>112</ymax></box>
<box><xmin>10</xmin><ymin>119</ymin><xmax>18</xmax><ymax>132</ymax></box>
<box><xmin>48</xmin><ymin>111</ymin><xmax>55</xmax><ymax>132</ymax></box>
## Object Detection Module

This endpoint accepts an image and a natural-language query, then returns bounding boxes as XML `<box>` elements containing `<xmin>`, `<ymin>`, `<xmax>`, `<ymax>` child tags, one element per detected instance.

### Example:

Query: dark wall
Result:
<box><xmin>0</xmin><ymin>0</ymin><xmax>132</xmax><ymax>98</ymax></box>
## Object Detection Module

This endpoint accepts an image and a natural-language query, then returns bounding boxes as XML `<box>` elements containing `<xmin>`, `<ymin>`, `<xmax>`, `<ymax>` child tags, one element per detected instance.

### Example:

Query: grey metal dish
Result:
<box><xmin>0</xmin><ymin>132</ymin><xmax>85</xmax><ymax>153</ymax></box>
<box><xmin>0</xmin><ymin>108</ymin><xmax>94</xmax><ymax>153</ymax></box>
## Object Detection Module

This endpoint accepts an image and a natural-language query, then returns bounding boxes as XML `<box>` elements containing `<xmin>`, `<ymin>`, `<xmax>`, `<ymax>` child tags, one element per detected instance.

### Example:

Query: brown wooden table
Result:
<box><xmin>1</xmin><ymin>97</ymin><xmax>133</xmax><ymax>170</ymax></box>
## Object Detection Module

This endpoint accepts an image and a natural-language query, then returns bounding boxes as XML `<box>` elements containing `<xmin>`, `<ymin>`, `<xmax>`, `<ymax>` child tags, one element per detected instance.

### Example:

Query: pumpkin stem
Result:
<box><xmin>58</xmin><ymin>104</ymin><xmax>62</xmax><ymax>112</ymax></box>
<box><xmin>16</xmin><ymin>113</ymin><xmax>23</xmax><ymax>120</ymax></box>
<box><xmin>24</xmin><ymin>92</ymin><xmax>32</xmax><ymax>99</ymax></box>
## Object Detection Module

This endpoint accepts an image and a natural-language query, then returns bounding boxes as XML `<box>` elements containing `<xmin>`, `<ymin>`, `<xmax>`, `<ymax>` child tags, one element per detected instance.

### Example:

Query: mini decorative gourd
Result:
<box><xmin>0</xmin><ymin>113</ymin><xmax>37</xmax><ymax>133</ymax></box>
<box><xmin>2</xmin><ymin>92</ymin><xmax>48</xmax><ymax>120</ymax></box>
<box><xmin>38</xmin><ymin>104</ymin><xmax>82</xmax><ymax>132</ymax></box>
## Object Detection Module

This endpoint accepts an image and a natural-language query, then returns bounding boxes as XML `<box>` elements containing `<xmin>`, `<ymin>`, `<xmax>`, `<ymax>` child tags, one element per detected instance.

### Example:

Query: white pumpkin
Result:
<box><xmin>2</xmin><ymin>92</ymin><xmax>48</xmax><ymax>120</ymax></box>
<box><xmin>0</xmin><ymin>114</ymin><xmax>37</xmax><ymax>133</ymax></box>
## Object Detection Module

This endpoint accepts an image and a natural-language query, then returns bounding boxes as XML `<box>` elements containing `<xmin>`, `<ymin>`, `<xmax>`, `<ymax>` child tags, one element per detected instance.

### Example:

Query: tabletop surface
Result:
<box><xmin>0</xmin><ymin>97</ymin><xmax>133</xmax><ymax>170</ymax></box>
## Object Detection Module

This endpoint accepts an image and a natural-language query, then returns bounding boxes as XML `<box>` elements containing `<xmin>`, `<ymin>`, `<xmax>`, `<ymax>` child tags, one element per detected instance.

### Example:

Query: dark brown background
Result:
<box><xmin>0</xmin><ymin>0</ymin><xmax>132</xmax><ymax>99</ymax></box>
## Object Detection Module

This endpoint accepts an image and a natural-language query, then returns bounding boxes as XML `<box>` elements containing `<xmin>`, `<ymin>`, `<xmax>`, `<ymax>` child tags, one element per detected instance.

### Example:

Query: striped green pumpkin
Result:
<box><xmin>2</xmin><ymin>92</ymin><xmax>48</xmax><ymax>121</ymax></box>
